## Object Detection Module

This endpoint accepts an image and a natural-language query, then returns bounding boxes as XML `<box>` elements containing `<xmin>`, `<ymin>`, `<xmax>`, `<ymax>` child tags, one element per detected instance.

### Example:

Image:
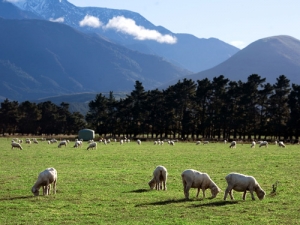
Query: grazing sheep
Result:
<box><xmin>251</xmin><ymin>141</ymin><xmax>256</xmax><ymax>148</ymax></box>
<box><xmin>148</xmin><ymin>166</ymin><xmax>167</xmax><ymax>190</ymax></box>
<box><xmin>11</xmin><ymin>141</ymin><xmax>23</xmax><ymax>150</ymax></box>
<box><xmin>224</xmin><ymin>140</ymin><xmax>227</xmax><ymax>144</ymax></box>
<box><xmin>259</xmin><ymin>141</ymin><xmax>268</xmax><ymax>148</ymax></box>
<box><xmin>31</xmin><ymin>167</ymin><xmax>57</xmax><ymax>196</ymax></box>
<box><xmin>58</xmin><ymin>140</ymin><xmax>67</xmax><ymax>148</ymax></box>
<box><xmin>229</xmin><ymin>141</ymin><xmax>236</xmax><ymax>148</ymax></box>
<box><xmin>74</xmin><ymin>140</ymin><xmax>82</xmax><ymax>148</ymax></box>
<box><xmin>223</xmin><ymin>172</ymin><xmax>265</xmax><ymax>201</ymax></box>
<box><xmin>196</xmin><ymin>141</ymin><xmax>201</xmax><ymax>145</ymax></box>
<box><xmin>278</xmin><ymin>141</ymin><xmax>286</xmax><ymax>148</ymax></box>
<box><xmin>137</xmin><ymin>139</ymin><xmax>141</xmax><ymax>145</ymax></box>
<box><xmin>120</xmin><ymin>139</ymin><xmax>124</xmax><ymax>145</ymax></box>
<box><xmin>25</xmin><ymin>139</ymin><xmax>31</xmax><ymax>144</ymax></box>
<box><xmin>203</xmin><ymin>141</ymin><xmax>209</xmax><ymax>145</ymax></box>
<box><xmin>169</xmin><ymin>141</ymin><xmax>175</xmax><ymax>145</ymax></box>
<box><xmin>181</xmin><ymin>169</ymin><xmax>221</xmax><ymax>199</ymax></box>
<box><xmin>87</xmin><ymin>142</ymin><xmax>97</xmax><ymax>150</ymax></box>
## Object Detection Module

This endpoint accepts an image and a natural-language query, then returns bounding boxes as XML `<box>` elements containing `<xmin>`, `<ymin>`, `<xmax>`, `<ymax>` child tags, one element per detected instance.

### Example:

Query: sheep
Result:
<box><xmin>169</xmin><ymin>141</ymin><xmax>175</xmax><ymax>145</ymax></box>
<box><xmin>181</xmin><ymin>169</ymin><xmax>221</xmax><ymax>199</ymax></box>
<box><xmin>224</xmin><ymin>140</ymin><xmax>227</xmax><ymax>144</ymax></box>
<box><xmin>223</xmin><ymin>172</ymin><xmax>265</xmax><ymax>201</ymax></box>
<box><xmin>11</xmin><ymin>141</ymin><xmax>23</xmax><ymax>150</ymax></box>
<box><xmin>120</xmin><ymin>139</ymin><xmax>124</xmax><ymax>145</ymax></box>
<box><xmin>148</xmin><ymin>166</ymin><xmax>168</xmax><ymax>190</ymax></box>
<box><xmin>251</xmin><ymin>141</ymin><xmax>256</xmax><ymax>148</ymax></box>
<box><xmin>203</xmin><ymin>141</ymin><xmax>209</xmax><ymax>145</ymax></box>
<box><xmin>74</xmin><ymin>140</ymin><xmax>82</xmax><ymax>148</ymax></box>
<box><xmin>25</xmin><ymin>139</ymin><xmax>31</xmax><ymax>144</ymax></box>
<box><xmin>58</xmin><ymin>140</ymin><xmax>67</xmax><ymax>148</ymax></box>
<box><xmin>87</xmin><ymin>142</ymin><xmax>97</xmax><ymax>150</ymax></box>
<box><xmin>278</xmin><ymin>141</ymin><xmax>286</xmax><ymax>148</ymax></box>
<box><xmin>259</xmin><ymin>141</ymin><xmax>268</xmax><ymax>148</ymax></box>
<box><xmin>33</xmin><ymin>139</ymin><xmax>38</xmax><ymax>144</ymax></box>
<box><xmin>196</xmin><ymin>141</ymin><xmax>201</xmax><ymax>145</ymax></box>
<box><xmin>229</xmin><ymin>141</ymin><xmax>236</xmax><ymax>148</ymax></box>
<box><xmin>31</xmin><ymin>167</ymin><xmax>57</xmax><ymax>196</ymax></box>
<box><xmin>154</xmin><ymin>141</ymin><xmax>158</xmax><ymax>145</ymax></box>
<box><xmin>137</xmin><ymin>139</ymin><xmax>141</xmax><ymax>145</ymax></box>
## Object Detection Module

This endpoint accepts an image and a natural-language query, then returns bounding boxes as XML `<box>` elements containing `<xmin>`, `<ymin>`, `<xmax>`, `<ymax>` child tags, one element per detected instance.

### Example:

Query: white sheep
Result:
<box><xmin>87</xmin><ymin>142</ymin><xmax>97</xmax><ymax>150</ymax></box>
<box><xmin>278</xmin><ymin>141</ymin><xmax>286</xmax><ymax>148</ymax></box>
<box><xmin>137</xmin><ymin>139</ymin><xmax>141</xmax><ymax>145</ymax></box>
<box><xmin>31</xmin><ymin>167</ymin><xmax>57</xmax><ymax>196</ymax></box>
<box><xmin>203</xmin><ymin>141</ymin><xmax>209</xmax><ymax>145</ymax></box>
<box><xmin>58</xmin><ymin>140</ymin><xmax>67</xmax><ymax>148</ymax></box>
<box><xmin>229</xmin><ymin>141</ymin><xmax>236</xmax><ymax>148</ymax></box>
<box><xmin>223</xmin><ymin>172</ymin><xmax>265</xmax><ymax>201</ymax></box>
<box><xmin>196</xmin><ymin>141</ymin><xmax>201</xmax><ymax>145</ymax></box>
<box><xmin>120</xmin><ymin>139</ymin><xmax>124</xmax><ymax>145</ymax></box>
<box><xmin>259</xmin><ymin>141</ymin><xmax>268</xmax><ymax>148</ymax></box>
<box><xmin>11</xmin><ymin>141</ymin><xmax>23</xmax><ymax>150</ymax></box>
<box><xmin>251</xmin><ymin>141</ymin><xmax>256</xmax><ymax>148</ymax></box>
<box><xmin>74</xmin><ymin>140</ymin><xmax>82</xmax><ymax>148</ymax></box>
<box><xmin>25</xmin><ymin>139</ymin><xmax>31</xmax><ymax>144</ymax></box>
<box><xmin>148</xmin><ymin>166</ymin><xmax>168</xmax><ymax>190</ymax></box>
<box><xmin>181</xmin><ymin>169</ymin><xmax>221</xmax><ymax>199</ymax></box>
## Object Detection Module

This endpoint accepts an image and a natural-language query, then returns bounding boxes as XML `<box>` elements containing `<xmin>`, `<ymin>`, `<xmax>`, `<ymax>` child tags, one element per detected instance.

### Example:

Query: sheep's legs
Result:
<box><xmin>162</xmin><ymin>181</ymin><xmax>167</xmax><ymax>190</ymax></box>
<box><xmin>249</xmin><ymin>190</ymin><xmax>255</xmax><ymax>200</ymax></box>
<box><xmin>224</xmin><ymin>187</ymin><xmax>234</xmax><ymax>200</ymax></box>
<box><xmin>196</xmin><ymin>188</ymin><xmax>200</xmax><ymax>198</ymax></box>
<box><xmin>183</xmin><ymin>183</ymin><xmax>191</xmax><ymax>199</ymax></box>
<box><xmin>242</xmin><ymin>191</ymin><xmax>247</xmax><ymax>200</ymax></box>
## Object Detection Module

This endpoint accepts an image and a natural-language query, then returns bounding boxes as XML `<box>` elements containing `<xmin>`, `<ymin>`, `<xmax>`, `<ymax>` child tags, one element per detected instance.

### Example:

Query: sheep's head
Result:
<box><xmin>148</xmin><ymin>179</ymin><xmax>156</xmax><ymax>189</ymax></box>
<box><xmin>31</xmin><ymin>187</ymin><xmax>40</xmax><ymax>196</ymax></box>
<box><xmin>256</xmin><ymin>189</ymin><xmax>266</xmax><ymax>200</ymax></box>
<box><xmin>210</xmin><ymin>186</ymin><xmax>221</xmax><ymax>198</ymax></box>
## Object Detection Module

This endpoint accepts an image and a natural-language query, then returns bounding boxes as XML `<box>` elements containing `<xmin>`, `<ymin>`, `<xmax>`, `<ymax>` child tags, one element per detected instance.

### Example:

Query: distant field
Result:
<box><xmin>0</xmin><ymin>138</ymin><xmax>299</xmax><ymax>224</ymax></box>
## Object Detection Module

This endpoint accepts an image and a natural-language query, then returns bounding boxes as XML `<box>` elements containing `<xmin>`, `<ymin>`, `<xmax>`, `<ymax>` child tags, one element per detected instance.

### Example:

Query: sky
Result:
<box><xmin>66</xmin><ymin>0</ymin><xmax>300</xmax><ymax>49</ymax></box>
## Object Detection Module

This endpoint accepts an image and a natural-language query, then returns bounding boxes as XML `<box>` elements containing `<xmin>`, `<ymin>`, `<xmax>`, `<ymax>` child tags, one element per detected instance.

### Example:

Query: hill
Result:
<box><xmin>160</xmin><ymin>35</ymin><xmax>300</xmax><ymax>88</ymax></box>
<box><xmin>0</xmin><ymin>18</ymin><xmax>190</xmax><ymax>101</ymax></box>
<box><xmin>13</xmin><ymin>0</ymin><xmax>239</xmax><ymax>72</ymax></box>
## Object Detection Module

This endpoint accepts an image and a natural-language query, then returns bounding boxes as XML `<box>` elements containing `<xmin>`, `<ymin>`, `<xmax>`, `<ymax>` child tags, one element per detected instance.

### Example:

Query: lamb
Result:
<box><xmin>259</xmin><ymin>141</ymin><xmax>268</xmax><ymax>148</ymax></box>
<box><xmin>181</xmin><ymin>169</ymin><xmax>221</xmax><ymax>199</ymax></box>
<box><xmin>251</xmin><ymin>141</ymin><xmax>256</xmax><ymax>148</ymax></box>
<box><xmin>148</xmin><ymin>166</ymin><xmax>168</xmax><ymax>190</ymax></box>
<box><xmin>11</xmin><ymin>141</ymin><xmax>23</xmax><ymax>150</ymax></box>
<box><xmin>278</xmin><ymin>141</ymin><xmax>286</xmax><ymax>148</ymax></box>
<box><xmin>87</xmin><ymin>142</ymin><xmax>97</xmax><ymax>150</ymax></box>
<box><xmin>229</xmin><ymin>141</ymin><xmax>236</xmax><ymax>148</ymax></box>
<box><xmin>223</xmin><ymin>172</ymin><xmax>265</xmax><ymax>201</ymax></box>
<box><xmin>58</xmin><ymin>140</ymin><xmax>67</xmax><ymax>148</ymax></box>
<box><xmin>31</xmin><ymin>167</ymin><xmax>57</xmax><ymax>196</ymax></box>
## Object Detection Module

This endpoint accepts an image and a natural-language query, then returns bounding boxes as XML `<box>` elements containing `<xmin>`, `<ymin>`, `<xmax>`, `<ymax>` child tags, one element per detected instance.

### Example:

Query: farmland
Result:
<box><xmin>0</xmin><ymin>138</ymin><xmax>299</xmax><ymax>224</ymax></box>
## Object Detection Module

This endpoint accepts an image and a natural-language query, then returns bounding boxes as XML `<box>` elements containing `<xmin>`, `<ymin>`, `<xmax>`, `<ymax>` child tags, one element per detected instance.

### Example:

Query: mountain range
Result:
<box><xmin>0</xmin><ymin>0</ymin><xmax>300</xmax><ymax>112</ymax></box>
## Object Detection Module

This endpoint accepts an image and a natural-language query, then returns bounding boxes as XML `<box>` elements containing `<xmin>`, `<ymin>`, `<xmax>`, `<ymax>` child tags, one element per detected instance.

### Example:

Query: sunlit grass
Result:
<box><xmin>0</xmin><ymin>138</ymin><xmax>299</xmax><ymax>224</ymax></box>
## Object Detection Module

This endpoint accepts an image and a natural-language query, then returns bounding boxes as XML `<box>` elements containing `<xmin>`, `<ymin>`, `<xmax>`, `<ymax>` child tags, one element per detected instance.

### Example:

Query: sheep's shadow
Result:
<box><xmin>123</xmin><ymin>188</ymin><xmax>150</xmax><ymax>193</ymax></box>
<box><xmin>190</xmin><ymin>200</ymin><xmax>239</xmax><ymax>207</ymax></box>
<box><xmin>0</xmin><ymin>196</ymin><xmax>34</xmax><ymax>201</ymax></box>
<box><xmin>135</xmin><ymin>198</ymin><xmax>187</xmax><ymax>207</ymax></box>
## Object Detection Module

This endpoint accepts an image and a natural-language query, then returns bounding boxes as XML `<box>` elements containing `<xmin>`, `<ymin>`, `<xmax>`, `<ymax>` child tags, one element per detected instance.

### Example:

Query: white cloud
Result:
<box><xmin>105</xmin><ymin>16</ymin><xmax>177</xmax><ymax>44</ymax></box>
<box><xmin>49</xmin><ymin>17</ymin><xmax>64</xmax><ymax>23</ymax></box>
<box><xmin>230</xmin><ymin>40</ymin><xmax>247</xmax><ymax>49</ymax></box>
<box><xmin>79</xmin><ymin>15</ymin><xmax>102</xmax><ymax>28</ymax></box>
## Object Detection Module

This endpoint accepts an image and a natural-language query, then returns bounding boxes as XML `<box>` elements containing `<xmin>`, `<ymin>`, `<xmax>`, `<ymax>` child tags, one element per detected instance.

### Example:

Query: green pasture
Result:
<box><xmin>0</xmin><ymin>138</ymin><xmax>299</xmax><ymax>224</ymax></box>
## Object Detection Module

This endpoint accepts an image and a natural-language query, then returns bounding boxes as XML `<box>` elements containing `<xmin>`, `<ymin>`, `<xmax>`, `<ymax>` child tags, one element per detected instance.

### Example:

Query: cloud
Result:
<box><xmin>105</xmin><ymin>16</ymin><xmax>177</xmax><ymax>44</ymax></box>
<box><xmin>49</xmin><ymin>17</ymin><xmax>64</xmax><ymax>23</ymax></box>
<box><xmin>230</xmin><ymin>40</ymin><xmax>247</xmax><ymax>49</ymax></box>
<box><xmin>3</xmin><ymin>0</ymin><xmax>22</xmax><ymax>2</ymax></box>
<box><xmin>79</xmin><ymin>15</ymin><xmax>102</xmax><ymax>28</ymax></box>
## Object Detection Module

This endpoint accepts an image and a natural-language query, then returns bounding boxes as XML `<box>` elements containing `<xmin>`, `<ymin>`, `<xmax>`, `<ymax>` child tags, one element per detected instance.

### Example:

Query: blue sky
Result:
<box><xmin>67</xmin><ymin>0</ymin><xmax>300</xmax><ymax>49</ymax></box>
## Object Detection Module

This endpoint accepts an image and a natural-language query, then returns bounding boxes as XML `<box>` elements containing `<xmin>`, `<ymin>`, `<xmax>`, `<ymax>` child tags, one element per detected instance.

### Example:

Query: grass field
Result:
<box><xmin>0</xmin><ymin>138</ymin><xmax>299</xmax><ymax>224</ymax></box>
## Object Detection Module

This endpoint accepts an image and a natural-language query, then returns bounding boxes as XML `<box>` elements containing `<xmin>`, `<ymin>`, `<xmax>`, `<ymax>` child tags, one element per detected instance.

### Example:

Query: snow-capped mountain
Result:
<box><xmin>12</xmin><ymin>0</ymin><xmax>239</xmax><ymax>73</ymax></box>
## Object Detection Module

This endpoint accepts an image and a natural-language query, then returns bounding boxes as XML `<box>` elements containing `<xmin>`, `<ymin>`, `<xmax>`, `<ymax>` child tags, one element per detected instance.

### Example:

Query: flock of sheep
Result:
<box><xmin>10</xmin><ymin>137</ymin><xmax>283</xmax><ymax>199</ymax></box>
<box><xmin>148</xmin><ymin>166</ymin><xmax>265</xmax><ymax>201</ymax></box>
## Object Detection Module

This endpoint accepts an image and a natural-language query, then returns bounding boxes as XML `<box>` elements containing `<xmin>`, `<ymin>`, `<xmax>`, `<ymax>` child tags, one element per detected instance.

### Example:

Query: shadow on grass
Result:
<box><xmin>189</xmin><ymin>200</ymin><xmax>239</xmax><ymax>207</ymax></box>
<box><xmin>135</xmin><ymin>198</ymin><xmax>187</xmax><ymax>207</ymax></box>
<box><xmin>123</xmin><ymin>188</ymin><xmax>150</xmax><ymax>193</ymax></box>
<box><xmin>0</xmin><ymin>195</ymin><xmax>34</xmax><ymax>201</ymax></box>
<box><xmin>136</xmin><ymin>198</ymin><xmax>239</xmax><ymax>207</ymax></box>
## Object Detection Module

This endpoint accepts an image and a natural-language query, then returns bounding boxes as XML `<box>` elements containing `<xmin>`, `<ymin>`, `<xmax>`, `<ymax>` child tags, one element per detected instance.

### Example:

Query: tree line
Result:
<box><xmin>86</xmin><ymin>74</ymin><xmax>300</xmax><ymax>141</ymax></box>
<box><xmin>1</xmin><ymin>74</ymin><xmax>300</xmax><ymax>141</ymax></box>
<box><xmin>0</xmin><ymin>101</ymin><xmax>85</xmax><ymax>135</ymax></box>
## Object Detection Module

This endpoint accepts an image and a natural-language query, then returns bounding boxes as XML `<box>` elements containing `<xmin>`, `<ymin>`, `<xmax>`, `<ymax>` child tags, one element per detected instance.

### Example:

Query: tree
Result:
<box><xmin>0</xmin><ymin>99</ymin><xmax>19</xmax><ymax>134</ymax></box>
<box><xmin>288</xmin><ymin>84</ymin><xmax>300</xmax><ymax>139</ymax></box>
<box><xmin>18</xmin><ymin>101</ymin><xmax>41</xmax><ymax>135</ymax></box>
